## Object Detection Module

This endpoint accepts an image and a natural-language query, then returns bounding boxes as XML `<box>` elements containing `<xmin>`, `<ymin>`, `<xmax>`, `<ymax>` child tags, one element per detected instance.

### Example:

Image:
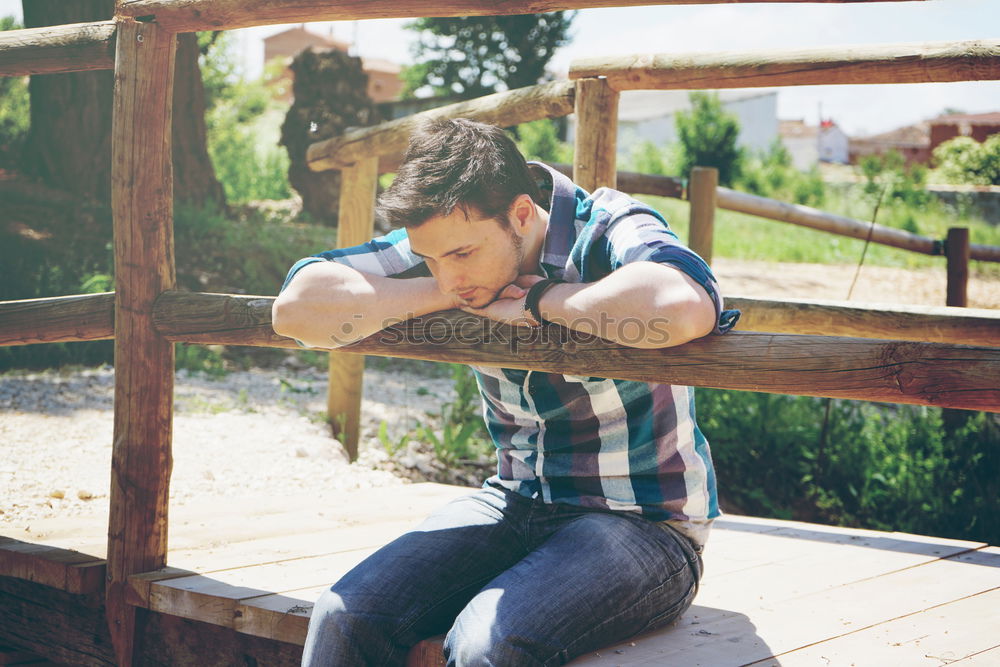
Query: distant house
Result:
<box><xmin>929</xmin><ymin>111</ymin><xmax>1000</xmax><ymax>151</ymax></box>
<box><xmin>779</xmin><ymin>120</ymin><xmax>818</xmax><ymax>170</ymax></box>
<box><xmin>262</xmin><ymin>25</ymin><xmax>404</xmax><ymax>104</ymax></box>
<box><xmin>848</xmin><ymin>123</ymin><xmax>930</xmax><ymax>165</ymax></box>
<box><xmin>819</xmin><ymin>120</ymin><xmax>849</xmax><ymax>164</ymax></box>
<box><xmin>566</xmin><ymin>89</ymin><xmax>778</xmax><ymax>163</ymax></box>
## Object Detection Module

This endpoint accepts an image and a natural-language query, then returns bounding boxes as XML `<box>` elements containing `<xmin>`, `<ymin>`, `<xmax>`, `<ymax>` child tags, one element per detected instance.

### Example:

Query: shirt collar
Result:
<box><xmin>527</xmin><ymin>161</ymin><xmax>579</xmax><ymax>277</ymax></box>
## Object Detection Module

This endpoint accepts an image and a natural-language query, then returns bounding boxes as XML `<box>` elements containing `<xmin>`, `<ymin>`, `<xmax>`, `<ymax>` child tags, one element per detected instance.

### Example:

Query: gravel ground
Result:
<box><xmin>1</xmin><ymin>361</ymin><xmax>488</xmax><ymax>530</ymax></box>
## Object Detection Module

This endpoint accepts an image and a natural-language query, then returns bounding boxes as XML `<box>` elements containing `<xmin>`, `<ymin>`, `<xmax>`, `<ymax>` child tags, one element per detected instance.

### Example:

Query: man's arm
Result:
<box><xmin>464</xmin><ymin>262</ymin><xmax>716</xmax><ymax>349</ymax></box>
<box><xmin>271</xmin><ymin>261</ymin><xmax>458</xmax><ymax>348</ymax></box>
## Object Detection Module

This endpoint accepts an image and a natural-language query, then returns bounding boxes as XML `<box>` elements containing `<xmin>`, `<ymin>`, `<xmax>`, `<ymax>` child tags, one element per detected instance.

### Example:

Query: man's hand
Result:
<box><xmin>460</xmin><ymin>274</ymin><xmax>545</xmax><ymax>327</ymax></box>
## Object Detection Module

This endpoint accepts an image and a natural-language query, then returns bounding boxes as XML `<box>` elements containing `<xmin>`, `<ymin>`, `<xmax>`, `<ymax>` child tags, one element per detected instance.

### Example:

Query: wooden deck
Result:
<box><xmin>2</xmin><ymin>482</ymin><xmax>998</xmax><ymax>665</ymax></box>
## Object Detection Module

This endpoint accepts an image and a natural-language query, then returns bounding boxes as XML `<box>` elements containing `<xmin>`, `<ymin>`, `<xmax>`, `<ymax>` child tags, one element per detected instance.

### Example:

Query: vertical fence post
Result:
<box><xmin>943</xmin><ymin>226</ymin><xmax>972</xmax><ymax>432</ymax></box>
<box><xmin>689</xmin><ymin>166</ymin><xmax>718</xmax><ymax>265</ymax></box>
<box><xmin>108</xmin><ymin>18</ymin><xmax>176</xmax><ymax>667</ymax></box>
<box><xmin>327</xmin><ymin>156</ymin><xmax>379</xmax><ymax>461</ymax></box>
<box><xmin>946</xmin><ymin>227</ymin><xmax>969</xmax><ymax>307</ymax></box>
<box><xmin>573</xmin><ymin>77</ymin><xmax>619</xmax><ymax>192</ymax></box>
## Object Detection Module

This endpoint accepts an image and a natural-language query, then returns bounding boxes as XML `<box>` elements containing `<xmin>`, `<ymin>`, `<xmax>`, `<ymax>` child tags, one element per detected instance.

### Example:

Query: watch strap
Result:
<box><xmin>524</xmin><ymin>278</ymin><xmax>563</xmax><ymax>325</ymax></box>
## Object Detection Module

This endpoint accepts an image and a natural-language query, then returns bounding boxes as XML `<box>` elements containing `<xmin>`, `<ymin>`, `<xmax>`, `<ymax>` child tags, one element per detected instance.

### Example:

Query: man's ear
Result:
<box><xmin>508</xmin><ymin>194</ymin><xmax>536</xmax><ymax>233</ymax></box>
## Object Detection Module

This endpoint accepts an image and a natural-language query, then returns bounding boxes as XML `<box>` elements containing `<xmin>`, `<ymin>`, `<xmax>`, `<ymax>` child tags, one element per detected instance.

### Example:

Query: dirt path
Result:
<box><xmin>713</xmin><ymin>258</ymin><xmax>1000</xmax><ymax>309</ymax></box>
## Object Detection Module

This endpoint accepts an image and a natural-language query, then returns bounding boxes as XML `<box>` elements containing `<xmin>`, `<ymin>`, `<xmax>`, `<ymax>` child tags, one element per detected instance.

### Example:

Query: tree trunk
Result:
<box><xmin>22</xmin><ymin>0</ymin><xmax>115</xmax><ymax>202</ymax></box>
<box><xmin>171</xmin><ymin>32</ymin><xmax>226</xmax><ymax>210</ymax></box>
<box><xmin>21</xmin><ymin>1</ymin><xmax>224</xmax><ymax>208</ymax></box>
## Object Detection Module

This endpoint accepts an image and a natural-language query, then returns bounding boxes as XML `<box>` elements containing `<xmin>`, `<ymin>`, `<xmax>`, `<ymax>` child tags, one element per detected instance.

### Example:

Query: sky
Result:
<box><xmin>3</xmin><ymin>0</ymin><xmax>998</xmax><ymax>137</ymax></box>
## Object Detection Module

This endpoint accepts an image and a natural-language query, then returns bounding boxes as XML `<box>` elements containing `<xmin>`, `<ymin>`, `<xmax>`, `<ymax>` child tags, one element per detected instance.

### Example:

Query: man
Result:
<box><xmin>272</xmin><ymin>118</ymin><xmax>739</xmax><ymax>666</ymax></box>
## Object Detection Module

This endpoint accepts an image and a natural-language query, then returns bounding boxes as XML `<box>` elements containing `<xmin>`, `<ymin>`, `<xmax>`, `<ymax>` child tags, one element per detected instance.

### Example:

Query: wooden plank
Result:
<box><xmin>0</xmin><ymin>538</ymin><xmax>105</xmax><ymax>594</ymax></box>
<box><xmin>152</xmin><ymin>295</ymin><xmax>1000</xmax><ymax>411</ymax></box>
<box><xmin>15</xmin><ymin>286</ymin><xmax>999</xmax><ymax>350</ymax></box>
<box><xmin>757</xmin><ymin>587</ymin><xmax>1000</xmax><ymax>666</ymax></box>
<box><xmin>725</xmin><ymin>296</ymin><xmax>1000</xmax><ymax>348</ymax></box>
<box><xmin>688</xmin><ymin>166</ymin><xmax>717</xmax><ymax>265</ymax></box>
<box><xmin>951</xmin><ymin>645</ymin><xmax>1000</xmax><ymax>665</ymax></box>
<box><xmin>115</xmin><ymin>0</ymin><xmax>916</xmax><ymax>34</ymax></box>
<box><xmin>716</xmin><ymin>186</ymin><xmax>940</xmax><ymax>255</ymax></box>
<box><xmin>0</xmin><ymin>21</ymin><xmax>115</xmax><ymax>77</ymax></box>
<box><xmin>141</xmin><ymin>290</ymin><xmax>1000</xmax><ymax>350</ymax></box>
<box><xmin>0</xmin><ymin>292</ymin><xmax>114</xmax><ymax>346</ymax></box>
<box><xmin>0</xmin><ymin>645</ymin><xmax>46</xmax><ymax>665</ymax></box>
<box><xmin>570</xmin><ymin>38</ymin><xmax>1000</xmax><ymax>90</ymax></box>
<box><xmin>572</xmin><ymin>547</ymin><xmax>1000</xmax><ymax>666</ymax></box>
<box><xmin>108</xmin><ymin>18</ymin><xmax>177</xmax><ymax>667</ymax></box>
<box><xmin>307</xmin><ymin>81</ymin><xmax>575</xmax><ymax>171</ymax></box>
<box><xmin>146</xmin><ymin>547</ymin><xmax>381</xmax><ymax>629</ymax></box>
<box><xmin>572</xmin><ymin>78</ymin><xmax>619</xmax><ymax>192</ymax></box>
<box><xmin>328</xmin><ymin>157</ymin><xmax>379</xmax><ymax>461</ymax></box>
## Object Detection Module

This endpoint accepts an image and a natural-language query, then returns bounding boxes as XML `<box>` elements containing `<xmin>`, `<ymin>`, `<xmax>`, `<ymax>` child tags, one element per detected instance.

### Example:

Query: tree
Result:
<box><xmin>675</xmin><ymin>92</ymin><xmax>743</xmax><ymax>186</ymax></box>
<box><xmin>20</xmin><ymin>0</ymin><xmax>223</xmax><ymax>208</ymax></box>
<box><xmin>403</xmin><ymin>13</ymin><xmax>576</xmax><ymax>100</ymax></box>
<box><xmin>280</xmin><ymin>48</ymin><xmax>379</xmax><ymax>224</ymax></box>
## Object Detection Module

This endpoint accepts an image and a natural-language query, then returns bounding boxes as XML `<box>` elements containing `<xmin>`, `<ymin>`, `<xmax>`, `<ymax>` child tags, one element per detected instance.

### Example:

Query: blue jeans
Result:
<box><xmin>301</xmin><ymin>483</ymin><xmax>703</xmax><ymax>666</ymax></box>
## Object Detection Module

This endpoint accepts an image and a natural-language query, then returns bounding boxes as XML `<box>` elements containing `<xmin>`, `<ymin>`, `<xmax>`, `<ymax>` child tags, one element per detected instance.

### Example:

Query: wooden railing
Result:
<box><xmin>2</xmin><ymin>3</ymin><xmax>999</xmax><ymax>665</ymax></box>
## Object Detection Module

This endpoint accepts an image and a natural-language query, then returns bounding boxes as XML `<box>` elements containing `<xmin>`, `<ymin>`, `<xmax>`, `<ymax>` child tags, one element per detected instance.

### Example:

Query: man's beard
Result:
<box><xmin>481</xmin><ymin>226</ymin><xmax>525</xmax><ymax>305</ymax></box>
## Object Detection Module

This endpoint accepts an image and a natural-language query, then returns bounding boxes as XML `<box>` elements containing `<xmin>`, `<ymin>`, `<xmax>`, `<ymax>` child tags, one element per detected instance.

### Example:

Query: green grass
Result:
<box><xmin>641</xmin><ymin>189</ymin><xmax>1000</xmax><ymax>273</ymax></box>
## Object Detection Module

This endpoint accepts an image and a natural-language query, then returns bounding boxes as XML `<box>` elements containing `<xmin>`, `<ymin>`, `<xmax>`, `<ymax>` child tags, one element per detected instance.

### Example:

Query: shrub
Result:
<box><xmin>738</xmin><ymin>140</ymin><xmax>826</xmax><ymax>207</ymax></box>
<box><xmin>698</xmin><ymin>388</ymin><xmax>1000</xmax><ymax>545</ymax></box>
<box><xmin>514</xmin><ymin>118</ymin><xmax>573</xmax><ymax>164</ymax></box>
<box><xmin>932</xmin><ymin>134</ymin><xmax>1000</xmax><ymax>186</ymax></box>
<box><xmin>675</xmin><ymin>92</ymin><xmax>744</xmax><ymax>186</ymax></box>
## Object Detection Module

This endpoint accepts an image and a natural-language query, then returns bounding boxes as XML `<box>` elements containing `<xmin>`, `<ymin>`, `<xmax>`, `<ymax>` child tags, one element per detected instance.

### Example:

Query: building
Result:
<box><xmin>567</xmin><ymin>89</ymin><xmax>778</xmax><ymax>163</ymax></box>
<box><xmin>262</xmin><ymin>25</ymin><xmax>404</xmax><ymax>104</ymax></box>
<box><xmin>848</xmin><ymin>123</ymin><xmax>930</xmax><ymax>165</ymax></box>
<box><xmin>779</xmin><ymin>120</ymin><xmax>818</xmax><ymax>170</ymax></box>
<box><xmin>818</xmin><ymin>120</ymin><xmax>849</xmax><ymax>164</ymax></box>
<box><xmin>929</xmin><ymin>111</ymin><xmax>1000</xmax><ymax>151</ymax></box>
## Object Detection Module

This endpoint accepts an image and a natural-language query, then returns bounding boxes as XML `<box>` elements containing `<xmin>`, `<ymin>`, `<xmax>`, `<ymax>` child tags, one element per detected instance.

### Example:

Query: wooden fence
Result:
<box><xmin>1</xmin><ymin>2</ymin><xmax>999</xmax><ymax>664</ymax></box>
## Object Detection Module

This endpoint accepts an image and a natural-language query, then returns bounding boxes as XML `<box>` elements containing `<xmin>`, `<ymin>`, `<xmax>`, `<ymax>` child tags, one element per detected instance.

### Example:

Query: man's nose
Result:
<box><xmin>434</xmin><ymin>267</ymin><xmax>462</xmax><ymax>295</ymax></box>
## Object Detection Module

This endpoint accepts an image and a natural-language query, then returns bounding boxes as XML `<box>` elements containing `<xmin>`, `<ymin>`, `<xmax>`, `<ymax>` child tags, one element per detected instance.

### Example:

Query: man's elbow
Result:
<box><xmin>271</xmin><ymin>293</ymin><xmax>308</xmax><ymax>341</ymax></box>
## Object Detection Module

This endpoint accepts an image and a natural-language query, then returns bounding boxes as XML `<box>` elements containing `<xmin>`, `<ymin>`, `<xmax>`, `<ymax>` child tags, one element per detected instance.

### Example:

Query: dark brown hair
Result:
<box><xmin>377</xmin><ymin>118</ymin><xmax>542</xmax><ymax>229</ymax></box>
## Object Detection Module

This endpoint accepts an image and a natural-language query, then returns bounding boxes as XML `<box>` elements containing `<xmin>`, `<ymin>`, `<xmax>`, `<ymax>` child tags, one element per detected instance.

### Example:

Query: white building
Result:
<box><xmin>780</xmin><ymin>119</ymin><xmax>850</xmax><ymax>170</ymax></box>
<box><xmin>567</xmin><ymin>89</ymin><xmax>778</xmax><ymax>162</ymax></box>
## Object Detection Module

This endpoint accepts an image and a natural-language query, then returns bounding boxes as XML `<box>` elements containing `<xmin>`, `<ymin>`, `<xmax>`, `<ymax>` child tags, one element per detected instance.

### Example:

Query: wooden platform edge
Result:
<box><xmin>0</xmin><ymin>537</ymin><xmax>105</xmax><ymax>594</ymax></box>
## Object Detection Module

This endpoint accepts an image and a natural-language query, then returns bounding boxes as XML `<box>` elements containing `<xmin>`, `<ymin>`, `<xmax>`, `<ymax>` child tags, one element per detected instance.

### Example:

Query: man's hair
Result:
<box><xmin>377</xmin><ymin>118</ymin><xmax>542</xmax><ymax>229</ymax></box>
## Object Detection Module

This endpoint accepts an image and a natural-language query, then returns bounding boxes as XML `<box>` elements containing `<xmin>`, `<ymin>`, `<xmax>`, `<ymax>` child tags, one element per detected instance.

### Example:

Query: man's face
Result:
<box><xmin>408</xmin><ymin>207</ymin><xmax>525</xmax><ymax>308</ymax></box>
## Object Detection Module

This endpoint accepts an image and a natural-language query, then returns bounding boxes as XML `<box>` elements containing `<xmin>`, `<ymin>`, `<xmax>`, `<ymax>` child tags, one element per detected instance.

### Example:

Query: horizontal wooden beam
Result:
<box><xmin>5</xmin><ymin>289</ymin><xmax>999</xmax><ymax>350</ymax></box>
<box><xmin>727</xmin><ymin>296</ymin><xmax>1000</xmax><ymax>348</ymax></box>
<box><xmin>716</xmin><ymin>187</ymin><xmax>940</xmax><ymax>255</ymax></box>
<box><xmin>307</xmin><ymin>80</ymin><xmax>576</xmax><ymax>171</ymax></box>
<box><xmin>149</xmin><ymin>292</ymin><xmax>1000</xmax><ymax>412</ymax></box>
<box><xmin>116</xmin><ymin>0</ymin><xmax>919</xmax><ymax>34</ymax></box>
<box><xmin>570</xmin><ymin>39</ymin><xmax>1000</xmax><ymax>90</ymax></box>
<box><xmin>0</xmin><ymin>292</ymin><xmax>114</xmax><ymax>345</ymax></box>
<box><xmin>0</xmin><ymin>21</ymin><xmax>115</xmax><ymax>77</ymax></box>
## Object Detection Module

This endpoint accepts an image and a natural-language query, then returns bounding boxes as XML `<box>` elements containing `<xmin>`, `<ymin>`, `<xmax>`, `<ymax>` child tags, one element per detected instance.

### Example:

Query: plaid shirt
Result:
<box><xmin>281</xmin><ymin>163</ymin><xmax>739</xmax><ymax>537</ymax></box>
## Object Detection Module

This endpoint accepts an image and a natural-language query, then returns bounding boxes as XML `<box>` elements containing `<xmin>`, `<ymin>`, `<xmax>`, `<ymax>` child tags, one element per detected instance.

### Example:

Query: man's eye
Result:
<box><xmin>454</xmin><ymin>251</ymin><xmax>472</xmax><ymax>259</ymax></box>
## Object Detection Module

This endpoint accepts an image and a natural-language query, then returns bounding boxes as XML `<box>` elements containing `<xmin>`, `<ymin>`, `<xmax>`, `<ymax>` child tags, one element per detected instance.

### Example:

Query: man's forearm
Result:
<box><xmin>271</xmin><ymin>262</ymin><xmax>451</xmax><ymax>348</ymax></box>
<box><xmin>537</xmin><ymin>262</ymin><xmax>716</xmax><ymax>349</ymax></box>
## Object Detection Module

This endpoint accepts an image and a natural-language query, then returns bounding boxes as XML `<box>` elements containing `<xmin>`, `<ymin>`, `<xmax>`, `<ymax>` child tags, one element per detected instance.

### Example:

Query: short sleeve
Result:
<box><xmin>279</xmin><ymin>227</ymin><xmax>430</xmax><ymax>294</ymax></box>
<box><xmin>604</xmin><ymin>208</ymin><xmax>739</xmax><ymax>334</ymax></box>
